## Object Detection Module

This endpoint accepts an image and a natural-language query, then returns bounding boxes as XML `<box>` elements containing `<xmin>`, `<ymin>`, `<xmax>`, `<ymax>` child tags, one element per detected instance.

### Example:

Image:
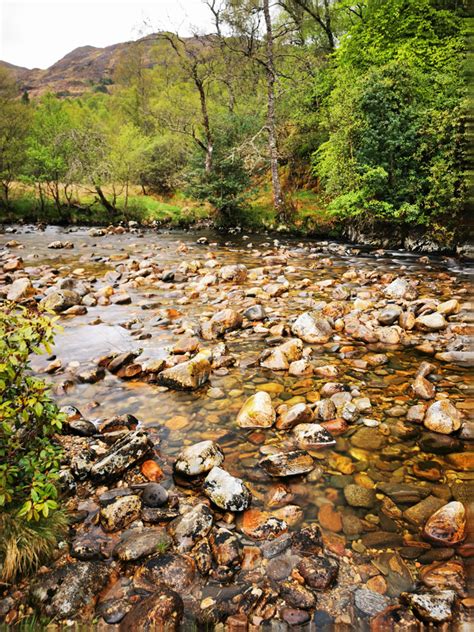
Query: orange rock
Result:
<box><xmin>140</xmin><ymin>460</ymin><xmax>164</xmax><ymax>482</ymax></box>
<box><xmin>367</xmin><ymin>574</ymin><xmax>388</xmax><ymax>594</ymax></box>
<box><xmin>165</xmin><ymin>415</ymin><xmax>188</xmax><ymax>430</ymax></box>
<box><xmin>318</xmin><ymin>503</ymin><xmax>343</xmax><ymax>533</ymax></box>
<box><xmin>322</xmin><ymin>532</ymin><xmax>347</xmax><ymax>556</ymax></box>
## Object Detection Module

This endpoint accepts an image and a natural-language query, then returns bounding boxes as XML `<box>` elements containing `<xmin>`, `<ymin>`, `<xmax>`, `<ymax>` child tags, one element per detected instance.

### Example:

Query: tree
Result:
<box><xmin>0</xmin><ymin>68</ymin><xmax>31</xmax><ymax>207</ymax></box>
<box><xmin>25</xmin><ymin>95</ymin><xmax>74</xmax><ymax>212</ymax></box>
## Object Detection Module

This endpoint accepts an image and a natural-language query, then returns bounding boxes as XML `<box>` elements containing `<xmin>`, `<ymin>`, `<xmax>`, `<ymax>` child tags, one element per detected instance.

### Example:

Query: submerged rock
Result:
<box><xmin>402</xmin><ymin>590</ymin><xmax>456</xmax><ymax>623</ymax></box>
<box><xmin>240</xmin><ymin>508</ymin><xmax>287</xmax><ymax>540</ymax></box>
<box><xmin>297</xmin><ymin>556</ymin><xmax>339</xmax><ymax>590</ymax></box>
<box><xmin>174</xmin><ymin>440</ymin><xmax>224</xmax><ymax>476</ymax></box>
<box><xmin>292</xmin><ymin>423</ymin><xmax>336</xmax><ymax>449</ymax></box>
<box><xmin>259</xmin><ymin>450</ymin><xmax>314</xmax><ymax>477</ymax></box>
<box><xmin>236</xmin><ymin>391</ymin><xmax>276</xmax><ymax>428</ymax></box>
<box><xmin>203</xmin><ymin>466</ymin><xmax>252</xmax><ymax>511</ymax></box>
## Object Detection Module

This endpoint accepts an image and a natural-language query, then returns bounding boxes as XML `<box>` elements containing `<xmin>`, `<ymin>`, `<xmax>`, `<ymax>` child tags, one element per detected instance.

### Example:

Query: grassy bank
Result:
<box><xmin>0</xmin><ymin>183</ymin><xmax>338</xmax><ymax>235</ymax></box>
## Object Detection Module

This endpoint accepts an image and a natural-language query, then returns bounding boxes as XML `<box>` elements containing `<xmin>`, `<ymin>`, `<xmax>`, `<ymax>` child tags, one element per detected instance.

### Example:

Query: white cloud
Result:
<box><xmin>0</xmin><ymin>0</ymin><xmax>215</xmax><ymax>69</ymax></box>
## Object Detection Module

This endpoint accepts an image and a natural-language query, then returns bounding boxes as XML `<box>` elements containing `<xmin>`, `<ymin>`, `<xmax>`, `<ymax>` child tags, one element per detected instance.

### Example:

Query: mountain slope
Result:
<box><xmin>0</xmin><ymin>35</ymin><xmax>160</xmax><ymax>98</ymax></box>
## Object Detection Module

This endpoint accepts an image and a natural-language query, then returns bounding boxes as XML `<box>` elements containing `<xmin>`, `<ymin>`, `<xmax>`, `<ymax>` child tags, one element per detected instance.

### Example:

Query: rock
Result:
<box><xmin>157</xmin><ymin>352</ymin><xmax>211</xmax><ymax>390</ymax></box>
<box><xmin>292</xmin><ymin>423</ymin><xmax>336</xmax><ymax>449</ymax></box>
<box><xmin>403</xmin><ymin>496</ymin><xmax>445</xmax><ymax>526</ymax></box>
<box><xmin>437</xmin><ymin>299</ymin><xmax>459</xmax><ymax>315</ymax></box>
<box><xmin>236</xmin><ymin>391</ymin><xmax>275</xmax><ymax>428</ymax></box>
<box><xmin>384</xmin><ymin>278</ymin><xmax>417</xmax><ymax>300</ymax></box>
<box><xmin>30</xmin><ymin>561</ymin><xmax>110</xmax><ymax>619</ymax></box>
<box><xmin>289</xmin><ymin>358</ymin><xmax>313</xmax><ymax>376</ymax></box>
<box><xmin>90</xmin><ymin>430</ymin><xmax>151</xmax><ymax>481</ymax></box>
<box><xmin>260</xmin><ymin>348</ymin><xmax>289</xmax><ymax>371</ymax></box>
<box><xmin>172</xmin><ymin>336</ymin><xmax>200</xmax><ymax>354</ymax></box>
<box><xmin>41</xmin><ymin>289</ymin><xmax>81</xmax><ymax>313</ymax></box>
<box><xmin>66</xmin><ymin>418</ymin><xmax>96</xmax><ymax>437</ymax></box>
<box><xmin>276</xmin><ymin>403</ymin><xmax>314</xmax><ymax>430</ymax></box>
<box><xmin>291</xmin><ymin>312</ymin><xmax>333</xmax><ymax>344</ymax></box>
<box><xmin>316</xmin><ymin>399</ymin><xmax>337</xmax><ymax>422</ymax></box>
<box><xmin>142</xmin><ymin>483</ymin><xmax>169</xmax><ymax>507</ymax></box>
<box><xmin>344</xmin><ymin>484</ymin><xmax>376</xmax><ymax>508</ymax></box>
<box><xmin>168</xmin><ymin>503</ymin><xmax>213</xmax><ymax>551</ymax></box>
<box><xmin>279</xmin><ymin>581</ymin><xmax>316</xmax><ymax>609</ymax></box>
<box><xmin>291</xmin><ymin>524</ymin><xmax>323</xmax><ymax>556</ymax></box>
<box><xmin>445</xmin><ymin>452</ymin><xmax>474</xmax><ymax>471</ymax></box>
<box><xmin>282</xmin><ymin>609</ymin><xmax>311</xmax><ymax>625</ymax></box>
<box><xmin>240</xmin><ymin>509</ymin><xmax>287</xmax><ymax>540</ymax></box>
<box><xmin>48</xmin><ymin>240</ymin><xmax>73</xmax><ymax>249</ymax></box>
<box><xmin>351</xmin><ymin>426</ymin><xmax>387</xmax><ymax>450</ymax></box>
<box><xmin>318</xmin><ymin>504</ymin><xmax>343</xmax><ymax>533</ymax></box>
<box><xmin>100</xmin><ymin>495</ymin><xmax>141</xmax><ymax>532</ymax></box>
<box><xmin>415</xmin><ymin>312</ymin><xmax>447</xmax><ymax>331</ymax></box>
<box><xmin>210</xmin><ymin>528</ymin><xmax>242</xmax><ymax>567</ymax></box>
<box><xmin>6</xmin><ymin>277</ymin><xmax>32</xmax><ymax>301</ymax></box>
<box><xmin>114</xmin><ymin>528</ymin><xmax>171</xmax><ymax>561</ymax></box>
<box><xmin>119</xmin><ymin>583</ymin><xmax>183</xmax><ymax>631</ymax></box>
<box><xmin>420</xmin><ymin>560</ymin><xmax>465</xmax><ymax>594</ymax></box>
<box><xmin>377</xmin><ymin>305</ymin><xmax>402</xmax><ymax>326</ymax></box>
<box><xmin>297</xmin><ymin>556</ymin><xmax>339</xmax><ymax>590</ymax></box>
<box><xmin>423</xmin><ymin>501</ymin><xmax>466</xmax><ymax>546</ymax></box>
<box><xmin>77</xmin><ymin>365</ymin><xmax>105</xmax><ymax>384</ymax></box>
<box><xmin>220</xmin><ymin>264</ymin><xmax>248</xmax><ymax>283</ymax></box>
<box><xmin>259</xmin><ymin>450</ymin><xmax>314</xmax><ymax>477</ymax></box>
<box><xmin>424</xmin><ymin>400</ymin><xmax>461</xmax><ymax>434</ymax></box>
<box><xmin>412</xmin><ymin>375</ymin><xmax>435</xmax><ymax>400</ymax></box>
<box><xmin>134</xmin><ymin>554</ymin><xmax>195</xmax><ymax>593</ymax></box>
<box><xmin>244</xmin><ymin>304</ymin><xmax>266</xmax><ymax>321</ymax></box>
<box><xmin>402</xmin><ymin>590</ymin><xmax>456</xmax><ymax>623</ymax></box>
<box><xmin>174</xmin><ymin>440</ymin><xmax>224</xmax><ymax>476</ymax></box>
<box><xmin>407</xmin><ymin>404</ymin><xmax>426</xmax><ymax>423</ymax></box>
<box><xmin>203</xmin><ymin>466</ymin><xmax>252</xmax><ymax>511</ymax></box>
<box><xmin>201</xmin><ymin>309</ymin><xmax>243</xmax><ymax>340</ymax></box>
<box><xmin>361</xmin><ymin>532</ymin><xmax>404</xmax><ymax>549</ymax></box>
<box><xmin>354</xmin><ymin>589</ymin><xmax>390</xmax><ymax>617</ymax></box>
<box><xmin>378</xmin><ymin>482</ymin><xmax>430</xmax><ymax>504</ymax></box>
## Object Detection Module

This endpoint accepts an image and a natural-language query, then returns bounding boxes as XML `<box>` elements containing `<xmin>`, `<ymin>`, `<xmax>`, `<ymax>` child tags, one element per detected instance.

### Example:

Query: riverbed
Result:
<box><xmin>1</xmin><ymin>224</ymin><xmax>472</xmax><ymax>629</ymax></box>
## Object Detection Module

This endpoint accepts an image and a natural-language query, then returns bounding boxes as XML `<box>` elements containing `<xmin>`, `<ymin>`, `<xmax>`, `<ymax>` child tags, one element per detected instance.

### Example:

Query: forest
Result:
<box><xmin>0</xmin><ymin>0</ymin><xmax>469</xmax><ymax>247</ymax></box>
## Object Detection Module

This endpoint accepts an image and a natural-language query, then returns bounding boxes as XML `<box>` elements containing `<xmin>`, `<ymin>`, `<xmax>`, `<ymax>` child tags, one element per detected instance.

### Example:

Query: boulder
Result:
<box><xmin>41</xmin><ymin>289</ymin><xmax>81</xmax><ymax>313</ymax></box>
<box><xmin>236</xmin><ymin>391</ymin><xmax>276</xmax><ymax>428</ymax></box>
<box><xmin>203</xmin><ymin>466</ymin><xmax>252</xmax><ymax>511</ymax></box>
<box><xmin>6</xmin><ymin>277</ymin><xmax>32</xmax><ymax>301</ymax></box>
<box><xmin>100</xmin><ymin>495</ymin><xmax>141</xmax><ymax>532</ymax></box>
<box><xmin>424</xmin><ymin>400</ymin><xmax>461</xmax><ymax>434</ymax></box>
<box><xmin>415</xmin><ymin>312</ymin><xmax>447</xmax><ymax>331</ymax></box>
<box><xmin>114</xmin><ymin>528</ymin><xmax>171</xmax><ymax>561</ymax></box>
<box><xmin>174</xmin><ymin>440</ymin><xmax>224</xmax><ymax>476</ymax></box>
<box><xmin>201</xmin><ymin>309</ymin><xmax>243</xmax><ymax>340</ymax></box>
<box><xmin>168</xmin><ymin>503</ymin><xmax>213</xmax><ymax>551</ymax></box>
<box><xmin>157</xmin><ymin>352</ymin><xmax>211</xmax><ymax>390</ymax></box>
<box><xmin>90</xmin><ymin>430</ymin><xmax>151</xmax><ymax>482</ymax></box>
<box><xmin>291</xmin><ymin>312</ymin><xmax>333</xmax><ymax>344</ymax></box>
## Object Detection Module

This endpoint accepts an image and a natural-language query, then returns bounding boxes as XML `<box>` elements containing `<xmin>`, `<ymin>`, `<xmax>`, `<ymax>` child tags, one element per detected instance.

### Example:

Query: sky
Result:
<box><xmin>0</xmin><ymin>0</ymin><xmax>215</xmax><ymax>69</ymax></box>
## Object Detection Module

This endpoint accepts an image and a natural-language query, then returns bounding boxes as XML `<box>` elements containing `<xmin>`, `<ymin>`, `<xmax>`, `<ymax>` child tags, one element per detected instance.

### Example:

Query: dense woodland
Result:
<box><xmin>0</xmin><ymin>0</ymin><xmax>470</xmax><ymax>244</ymax></box>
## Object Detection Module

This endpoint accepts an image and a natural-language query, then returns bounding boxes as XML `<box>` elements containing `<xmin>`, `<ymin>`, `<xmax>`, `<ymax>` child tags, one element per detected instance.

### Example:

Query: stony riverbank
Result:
<box><xmin>0</xmin><ymin>224</ymin><xmax>472</xmax><ymax>629</ymax></box>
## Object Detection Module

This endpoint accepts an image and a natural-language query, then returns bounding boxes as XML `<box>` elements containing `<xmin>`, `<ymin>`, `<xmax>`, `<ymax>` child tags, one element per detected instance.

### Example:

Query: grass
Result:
<box><xmin>0</xmin><ymin>510</ymin><xmax>68</xmax><ymax>582</ymax></box>
<box><xmin>0</xmin><ymin>181</ymin><xmax>340</xmax><ymax>236</ymax></box>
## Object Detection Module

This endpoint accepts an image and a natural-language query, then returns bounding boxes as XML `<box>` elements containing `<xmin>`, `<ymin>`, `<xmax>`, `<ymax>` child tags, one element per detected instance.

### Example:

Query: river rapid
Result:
<box><xmin>0</xmin><ymin>224</ymin><xmax>472</xmax><ymax>630</ymax></box>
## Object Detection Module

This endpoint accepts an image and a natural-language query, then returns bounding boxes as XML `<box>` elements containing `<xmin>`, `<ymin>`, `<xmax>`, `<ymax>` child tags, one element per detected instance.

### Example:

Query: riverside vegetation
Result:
<box><xmin>0</xmin><ymin>225</ymin><xmax>471</xmax><ymax>629</ymax></box>
<box><xmin>0</xmin><ymin>0</ymin><xmax>471</xmax><ymax>249</ymax></box>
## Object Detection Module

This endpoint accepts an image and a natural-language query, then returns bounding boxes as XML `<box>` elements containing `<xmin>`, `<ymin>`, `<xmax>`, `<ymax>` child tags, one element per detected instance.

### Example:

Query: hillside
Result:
<box><xmin>0</xmin><ymin>35</ymin><xmax>162</xmax><ymax>98</ymax></box>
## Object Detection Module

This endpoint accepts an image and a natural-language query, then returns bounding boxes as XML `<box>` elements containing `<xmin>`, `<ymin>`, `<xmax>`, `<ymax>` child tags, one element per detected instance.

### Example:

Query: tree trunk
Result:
<box><xmin>95</xmin><ymin>185</ymin><xmax>115</xmax><ymax>214</ymax></box>
<box><xmin>2</xmin><ymin>181</ymin><xmax>9</xmax><ymax>208</ymax></box>
<box><xmin>263</xmin><ymin>0</ymin><xmax>286</xmax><ymax>222</ymax></box>
<box><xmin>195</xmin><ymin>72</ymin><xmax>214</xmax><ymax>173</ymax></box>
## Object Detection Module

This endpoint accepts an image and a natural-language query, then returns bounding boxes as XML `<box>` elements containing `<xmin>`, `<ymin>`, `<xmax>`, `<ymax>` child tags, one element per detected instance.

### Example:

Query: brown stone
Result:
<box><xmin>318</xmin><ymin>504</ymin><xmax>343</xmax><ymax>533</ymax></box>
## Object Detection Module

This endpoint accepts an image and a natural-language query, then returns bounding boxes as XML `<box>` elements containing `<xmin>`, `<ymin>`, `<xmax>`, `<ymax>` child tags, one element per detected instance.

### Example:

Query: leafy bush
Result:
<box><xmin>0</xmin><ymin>305</ymin><xmax>67</xmax><ymax>580</ymax></box>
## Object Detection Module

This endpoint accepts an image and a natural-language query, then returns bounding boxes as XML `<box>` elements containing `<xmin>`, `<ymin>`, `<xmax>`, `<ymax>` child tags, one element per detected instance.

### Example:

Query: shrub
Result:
<box><xmin>0</xmin><ymin>305</ymin><xmax>67</xmax><ymax>581</ymax></box>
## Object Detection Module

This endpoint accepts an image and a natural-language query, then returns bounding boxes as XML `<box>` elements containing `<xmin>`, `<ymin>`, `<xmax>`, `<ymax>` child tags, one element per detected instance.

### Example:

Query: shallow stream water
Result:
<box><xmin>1</xmin><ymin>225</ymin><xmax>473</xmax><ymax>628</ymax></box>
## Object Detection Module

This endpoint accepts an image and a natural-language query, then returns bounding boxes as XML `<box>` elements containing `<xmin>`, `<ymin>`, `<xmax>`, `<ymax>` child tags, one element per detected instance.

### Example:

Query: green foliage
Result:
<box><xmin>0</xmin><ymin>305</ymin><xmax>64</xmax><ymax>522</ymax></box>
<box><xmin>315</xmin><ymin>0</ymin><xmax>467</xmax><ymax>230</ymax></box>
<box><xmin>186</xmin><ymin>114</ymin><xmax>253</xmax><ymax>225</ymax></box>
